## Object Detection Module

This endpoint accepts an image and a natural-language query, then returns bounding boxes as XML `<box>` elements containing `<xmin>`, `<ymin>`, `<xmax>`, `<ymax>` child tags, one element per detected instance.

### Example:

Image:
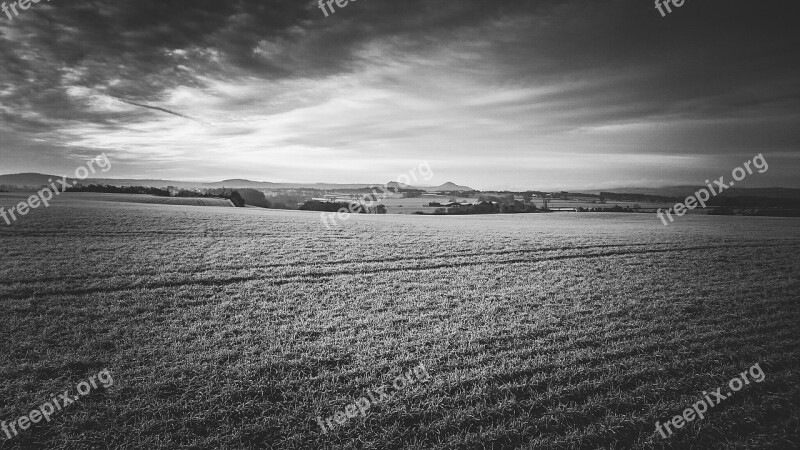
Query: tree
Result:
<box><xmin>228</xmin><ymin>191</ymin><xmax>245</xmax><ymax>207</ymax></box>
<box><xmin>237</xmin><ymin>189</ymin><xmax>271</xmax><ymax>208</ymax></box>
<box><xmin>523</xmin><ymin>192</ymin><xmax>533</xmax><ymax>203</ymax></box>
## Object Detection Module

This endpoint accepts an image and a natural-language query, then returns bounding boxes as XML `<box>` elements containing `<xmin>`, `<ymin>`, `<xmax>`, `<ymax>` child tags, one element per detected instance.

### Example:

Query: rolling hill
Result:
<box><xmin>0</xmin><ymin>173</ymin><xmax>475</xmax><ymax>192</ymax></box>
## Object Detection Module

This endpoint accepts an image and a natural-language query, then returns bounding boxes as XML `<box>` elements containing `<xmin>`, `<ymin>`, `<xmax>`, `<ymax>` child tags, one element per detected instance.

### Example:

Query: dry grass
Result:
<box><xmin>1</xmin><ymin>204</ymin><xmax>798</xmax><ymax>449</ymax></box>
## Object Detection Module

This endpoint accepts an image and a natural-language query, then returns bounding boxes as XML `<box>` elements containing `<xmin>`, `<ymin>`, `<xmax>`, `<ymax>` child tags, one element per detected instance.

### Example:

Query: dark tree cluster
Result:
<box><xmin>67</xmin><ymin>184</ymin><xmax>171</xmax><ymax>197</ymax></box>
<box><xmin>600</xmin><ymin>192</ymin><xmax>680</xmax><ymax>204</ymax></box>
<box><xmin>706</xmin><ymin>196</ymin><xmax>800</xmax><ymax>209</ymax></box>
<box><xmin>176</xmin><ymin>188</ymin><xmax>247</xmax><ymax>207</ymax></box>
<box><xmin>580</xmin><ymin>205</ymin><xmax>637</xmax><ymax>213</ymax></box>
<box><xmin>299</xmin><ymin>200</ymin><xmax>386</xmax><ymax>214</ymax></box>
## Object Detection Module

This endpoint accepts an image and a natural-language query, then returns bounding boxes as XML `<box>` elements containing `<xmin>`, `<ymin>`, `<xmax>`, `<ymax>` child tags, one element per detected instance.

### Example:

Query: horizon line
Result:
<box><xmin>1</xmin><ymin>172</ymin><xmax>798</xmax><ymax>193</ymax></box>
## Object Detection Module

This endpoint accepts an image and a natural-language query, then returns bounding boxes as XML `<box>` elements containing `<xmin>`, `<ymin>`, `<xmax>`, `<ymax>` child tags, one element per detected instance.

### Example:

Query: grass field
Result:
<box><xmin>0</xmin><ymin>192</ymin><xmax>235</xmax><ymax>211</ymax></box>
<box><xmin>1</xmin><ymin>198</ymin><xmax>799</xmax><ymax>449</ymax></box>
<box><xmin>377</xmin><ymin>196</ymin><xmax>683</xmax><ymax>215</ymax></box>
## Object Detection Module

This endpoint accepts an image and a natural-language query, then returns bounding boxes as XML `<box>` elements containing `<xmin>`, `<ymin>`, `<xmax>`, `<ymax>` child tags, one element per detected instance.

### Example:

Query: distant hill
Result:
<box><xmin>3</xmin><ymin>173</ymin><xmax>793</xmax><ymax>198</ymax></box>
<box><xmin>585</xmin><ymin>186</ymin><xmax>800</xmax><ymax>200</ymax></box>
<box><xmin>386</xmin><ymin>181</ymin><xmax>474</xmax><ymax>192</ymax></box>
<box><xmin>0</xmin><ymin>173</ymin><xmax>71</xmax><ymax>187</ymax></box>
<box><xmin>717</xmin><ymin>187</ymin><xmax>800</xmax><ymax>199</ymax></box>
<box><xmin>430</xmin><ymin>181</ymin><xmax>474</xmax><ymax>192</ymax></box>
<box><xmin>0</xmin><ymin>173</ymin><xmax>474</xmax><ymax>192</ymax></box>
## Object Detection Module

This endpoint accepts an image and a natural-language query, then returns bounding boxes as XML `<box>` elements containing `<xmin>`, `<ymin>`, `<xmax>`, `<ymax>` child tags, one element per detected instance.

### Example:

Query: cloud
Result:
<box><xmin>1</xmin><ymin>0</ymin><xmax>799</xmax><ymax>188</ymax></box>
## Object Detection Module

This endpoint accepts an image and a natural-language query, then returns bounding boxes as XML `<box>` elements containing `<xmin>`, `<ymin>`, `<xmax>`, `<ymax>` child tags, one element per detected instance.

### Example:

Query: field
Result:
<box><xmin>377</xmin><ymin>196</ymin><xmax>687</xmax><ymax>215</ymax></box>
<box><xmin>1</xmin><ymin>197</ymin><xmax>799</xmax><ymax>449</ymax></box>
<box><xmin>0</xmin><ymin>192</ymin><xmax>235</xmax><ymax>210</ymax></box>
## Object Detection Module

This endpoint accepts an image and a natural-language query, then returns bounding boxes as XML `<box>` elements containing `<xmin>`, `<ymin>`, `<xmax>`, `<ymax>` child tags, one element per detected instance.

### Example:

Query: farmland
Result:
<box><xmin>375</xmin><ymin>196</ymin><xmax>683</xmax><ymax>215</ymax></box>
<box><xmin>0</xmin><ymin>192</ymin><xmax>235</xmax><ymax>210</ymax></box>
<box><xmin>1</xmin><ymin>198</ymin><xmax>799</xmax><ymax>449</ymax></box>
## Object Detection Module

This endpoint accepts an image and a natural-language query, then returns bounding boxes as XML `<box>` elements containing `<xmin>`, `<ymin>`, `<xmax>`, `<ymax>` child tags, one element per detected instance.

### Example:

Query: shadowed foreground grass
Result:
<box><xmin>1</xmin><ymin>200</ymin><xmax>799</xmax><ymax>449</ymax></box>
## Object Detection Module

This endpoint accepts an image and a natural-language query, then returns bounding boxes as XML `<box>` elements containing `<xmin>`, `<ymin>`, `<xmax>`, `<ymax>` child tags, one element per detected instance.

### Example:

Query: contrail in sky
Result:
<box><xmin>117</xmin><ymin>99</ymin><xmax>209</xmax><ymax>125</ymax></box>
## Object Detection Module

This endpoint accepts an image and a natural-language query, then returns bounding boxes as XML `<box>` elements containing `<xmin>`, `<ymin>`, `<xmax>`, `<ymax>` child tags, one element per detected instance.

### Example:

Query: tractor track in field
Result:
<box><xmin>2</xmin><ymin>242</ymin><xmax>797</xmax><ymax>300</ymax></box>
<box><xmin>0</xmin><ymin>240</ymin><xmax>791</xmax><ymax>286</ymax></box>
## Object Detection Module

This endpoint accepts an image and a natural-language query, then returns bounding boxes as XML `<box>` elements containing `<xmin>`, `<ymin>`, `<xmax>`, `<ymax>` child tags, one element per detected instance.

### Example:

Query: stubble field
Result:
<box><xmin>1</xmin><ymin>196</ymin><xmax>799</xmax><ymax>449</ymax></box>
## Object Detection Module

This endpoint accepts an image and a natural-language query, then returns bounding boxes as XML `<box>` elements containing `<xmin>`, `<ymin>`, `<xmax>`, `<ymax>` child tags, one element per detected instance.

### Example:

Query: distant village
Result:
<box><xmin>287</xmin><ymin>187</ymin><xmax>667</xmax><ymax>215</ymax></box>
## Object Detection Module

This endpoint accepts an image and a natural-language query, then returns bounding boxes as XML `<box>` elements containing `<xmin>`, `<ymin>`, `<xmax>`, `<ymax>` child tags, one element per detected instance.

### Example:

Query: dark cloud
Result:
<box><xmin>1</xmin><ymin>0</ymin><xmax>798</xmax><ymax>187</ymax></box>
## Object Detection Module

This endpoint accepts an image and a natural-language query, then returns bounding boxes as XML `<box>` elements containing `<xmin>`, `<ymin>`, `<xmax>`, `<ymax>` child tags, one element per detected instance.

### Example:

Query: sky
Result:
<box><xmin>0</xmin><ymin>0</ymin><xmax>798</xmax><ymax>191</ymax></box>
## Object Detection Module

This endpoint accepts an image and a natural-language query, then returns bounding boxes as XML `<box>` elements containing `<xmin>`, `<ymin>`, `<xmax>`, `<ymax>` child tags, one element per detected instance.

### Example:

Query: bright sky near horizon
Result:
<box><xmin>1</xmin><ymin>0</ymin><xmax>798</xmax><ymax>190</ymax></box>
